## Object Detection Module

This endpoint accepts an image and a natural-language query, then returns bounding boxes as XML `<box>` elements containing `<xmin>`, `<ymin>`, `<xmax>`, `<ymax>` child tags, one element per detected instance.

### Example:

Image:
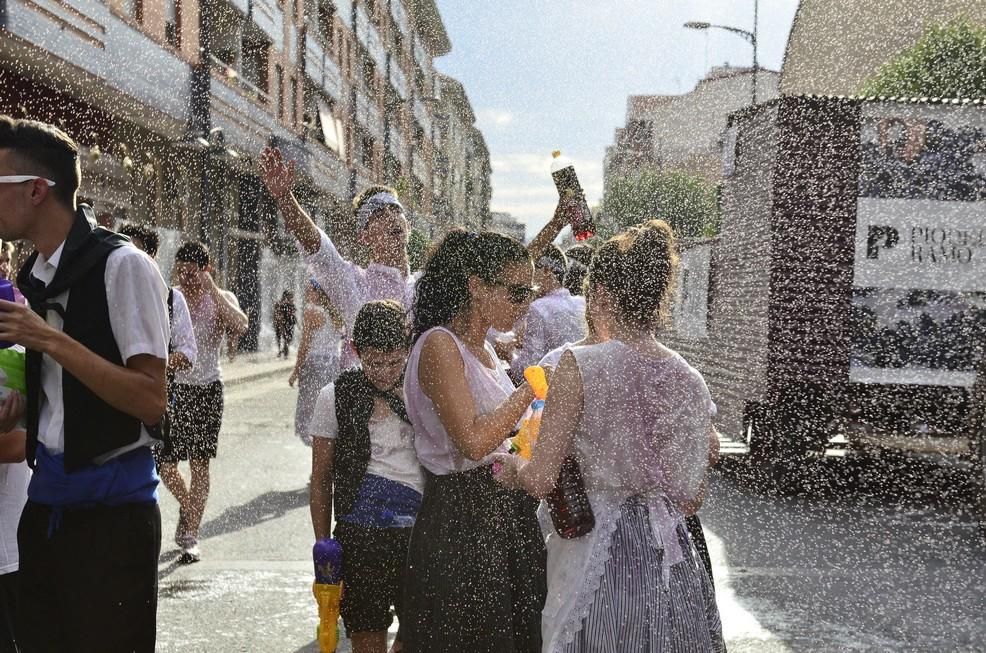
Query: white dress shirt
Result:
<box><xmin>32</xmin><ymin>243</ymin><xmax>170</xmax><ymax>461</ymax></box>
<box><xmin>510</xmin><ymin>288</ymin><xmax>587</xmax><ymax>377</ymax></box>
<box><xmin>169</xmin><ymin>287</ymin><xmax>197</xmax><ymax>368</ymax></box>
<box><xmin>305</xmin><ymin>229</ymin><xmax>417</xmax><ymax>333</ymax></box>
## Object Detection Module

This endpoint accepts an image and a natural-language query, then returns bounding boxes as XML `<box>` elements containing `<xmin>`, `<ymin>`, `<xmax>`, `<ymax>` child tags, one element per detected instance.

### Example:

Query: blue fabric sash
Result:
<box><xmin>338</xmin><ymin>473</ymin><xmax>422</xmax><ymax>528</ymax></box>
<box><xmin>28</xmin><ymin>445</ymin><xmax>159</xmax><ymax>535</ymax></box>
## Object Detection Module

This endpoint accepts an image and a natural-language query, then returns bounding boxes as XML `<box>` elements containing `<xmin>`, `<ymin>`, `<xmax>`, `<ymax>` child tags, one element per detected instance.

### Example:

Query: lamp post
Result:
<box><xmin>684</xmin><ymin>0</ymin><xmax>759</xmax><ymax>104</ymax></box>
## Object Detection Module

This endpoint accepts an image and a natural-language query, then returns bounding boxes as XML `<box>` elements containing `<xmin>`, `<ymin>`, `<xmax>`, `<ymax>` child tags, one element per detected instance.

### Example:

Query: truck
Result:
<box><xmin>665</xmin><ymin>95</ymin><xmax>986</xmax><ymax>526</ymax></box>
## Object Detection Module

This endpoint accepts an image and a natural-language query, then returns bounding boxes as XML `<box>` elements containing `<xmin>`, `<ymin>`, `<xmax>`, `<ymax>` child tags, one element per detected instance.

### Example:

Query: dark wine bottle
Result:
<box><xmin>546</xmin><ymin>456</ymin><xmax>595</xmax><ymax>538</ymax></box>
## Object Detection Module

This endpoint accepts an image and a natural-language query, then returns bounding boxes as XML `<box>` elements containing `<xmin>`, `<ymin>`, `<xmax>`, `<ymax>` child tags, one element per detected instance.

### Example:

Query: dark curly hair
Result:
<box><xmin>411</xmin><ymin>229</ymin><xmax>529</xmax><ymax>342</ymax></box>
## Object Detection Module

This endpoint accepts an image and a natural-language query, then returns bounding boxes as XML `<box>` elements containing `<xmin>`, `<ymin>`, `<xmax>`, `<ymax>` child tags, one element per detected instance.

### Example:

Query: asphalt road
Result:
<box><xmin>156</xmin><ymin>376</ymin><xmax>986</xmax><ymax>652</ymax></box>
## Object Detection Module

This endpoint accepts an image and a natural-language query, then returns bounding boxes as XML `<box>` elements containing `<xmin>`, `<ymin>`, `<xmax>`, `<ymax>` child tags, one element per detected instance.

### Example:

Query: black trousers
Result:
<box><xmin>0</xmin><ymin>571</ymin><xmax>18</xmax><ymax>653</ymax></box>
<box><xmin>16</xmin><ymin>501</ymin><xmax>161</xmax><ymax>653</ymax></box>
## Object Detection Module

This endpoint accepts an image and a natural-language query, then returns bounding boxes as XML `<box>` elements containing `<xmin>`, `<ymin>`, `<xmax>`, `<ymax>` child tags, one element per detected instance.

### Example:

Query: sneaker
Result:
<box><xmin>178</xmin><ymin>543</ymin><xmax>201</xmax><ymax>565</ymax></box>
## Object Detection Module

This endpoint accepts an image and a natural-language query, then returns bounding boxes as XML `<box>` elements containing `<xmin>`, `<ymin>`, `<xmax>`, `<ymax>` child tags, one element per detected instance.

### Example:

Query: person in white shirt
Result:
<box><xmin>0</xmin><ymin>115</ymin><xmax>170</xmax><ymax>652</ymax></box>
<box><xmin>309</xmin><ymin>300</ymin><xmax>422</xmax><ymax>653</ymax></box>
<box><xmin>260</xmin><ymin>145</ymin><xmax>415</xmax><ymax>335</ymax></box>
<box><xmin>117</xmin><ymin>223</ymin><xmax>198</xmax><ymax>373</ymax></box>
<box><xmin>259</xmin><ymin>145</ymin><xmax>579</xmax><ymax>341</ymax></box>
<box><xmin>157</xmin><ymin>241</ymin><xmax>248</xmax><ymax>564</ymax></box>
<box><xmin>509</xmin><ymin>245</ymin><xmax>587</xmax><ymax>382</ymax></box>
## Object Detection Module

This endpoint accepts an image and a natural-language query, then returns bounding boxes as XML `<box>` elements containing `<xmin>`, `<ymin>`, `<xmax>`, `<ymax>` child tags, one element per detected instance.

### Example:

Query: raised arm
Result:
<box><xmin>259</xmin><ymin>146</ymin><xmax>321</xmax><ymax>255</ymax></box>
<box><xmin>526</xmin><ymin>198</ymin><xmax>572</xmax><ymax>261</ymax></box>
<box><xmin>419</xmin><ymin>330</ymin><xmax>535</xmax><ymax>461</ymax></box>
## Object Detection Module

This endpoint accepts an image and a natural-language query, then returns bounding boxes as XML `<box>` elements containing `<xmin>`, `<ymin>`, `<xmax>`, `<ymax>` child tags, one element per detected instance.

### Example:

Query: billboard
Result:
<box><xmin>851</xmin><ymin>105</ymin><xmax>986</xmax><ymax>387</ymax></box>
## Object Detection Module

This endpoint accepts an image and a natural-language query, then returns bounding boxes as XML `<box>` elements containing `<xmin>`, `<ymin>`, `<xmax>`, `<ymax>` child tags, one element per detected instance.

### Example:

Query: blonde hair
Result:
<box><xmin>588</xmin><ymin>219</ymin><xmax>679</xmax><ymax>329</ymax></box>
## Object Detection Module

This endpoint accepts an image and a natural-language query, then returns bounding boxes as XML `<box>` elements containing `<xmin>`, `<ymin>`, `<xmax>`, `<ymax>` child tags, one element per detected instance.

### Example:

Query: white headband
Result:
<box><xmin>356</xmin><ymin>192</ymin><xmax>405</xmax><ymax>231</ymax></box>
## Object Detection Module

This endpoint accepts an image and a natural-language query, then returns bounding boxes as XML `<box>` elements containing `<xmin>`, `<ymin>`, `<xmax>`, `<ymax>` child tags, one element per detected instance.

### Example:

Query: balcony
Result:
<box><xmin>1</xmin><ymin>0</ymin><xmax>191</xmax><ymax>135</ymax></box>
<box><xmin>388</xmin><ymin>62</ymin><xmax>408</xmax><ymax>101</ymax></box>
<box><xmin>356</xmin><ymin>91</ymin><xmax>384</xmax><ymax>140</ymax></box>
<box><xmin>388</xmin><ymin>124</ymin><xmax>408</xmax><ymax>161</ymax></box>
<box><xmin>412</xmin><ymin>97</ymin><xmax>432</xmax><ymax>134</ymax></box>
<box><xmin>304</xmin><ymin>30</ymin><xmax>344</xmax><ymax>101</ymax></box>
<box><xmin>355</xmin><ymin>5</ymin><xmax>386</xmax><ymax>71</ymax></box>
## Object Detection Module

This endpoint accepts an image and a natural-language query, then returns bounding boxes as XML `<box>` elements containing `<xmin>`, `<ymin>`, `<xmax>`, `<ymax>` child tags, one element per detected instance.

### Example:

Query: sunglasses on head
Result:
<box><xmin>0</xmin><ymin>175</ymin><xmax>56</xmax><ymax>186</ymax></box>
<box><xmin>504</xmin><ymin>284</ymin><xmax>537</xmax><ymax>304</ymax></box>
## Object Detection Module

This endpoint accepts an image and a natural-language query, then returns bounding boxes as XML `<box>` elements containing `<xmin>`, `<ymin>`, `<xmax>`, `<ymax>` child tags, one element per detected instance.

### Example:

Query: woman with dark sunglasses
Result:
<box><xmin>399</xmin><ymin>229</ymin><xmax>546</xmax><ymax>652</ymax></box>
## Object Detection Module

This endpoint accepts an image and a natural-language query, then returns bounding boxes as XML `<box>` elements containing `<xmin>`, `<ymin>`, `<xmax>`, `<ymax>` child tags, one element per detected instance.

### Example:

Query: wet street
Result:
<box><xmin>157</xmin><ymin>376</ymin><xmax>986</xmax><ymax>652</ymax></box>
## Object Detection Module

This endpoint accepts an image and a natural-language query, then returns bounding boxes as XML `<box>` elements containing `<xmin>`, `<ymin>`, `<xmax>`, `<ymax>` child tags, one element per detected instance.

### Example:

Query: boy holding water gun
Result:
<box><xmin>309</xmin><ymin>301</ymin><xmax>423</xmax><ymax>653</ymax></box>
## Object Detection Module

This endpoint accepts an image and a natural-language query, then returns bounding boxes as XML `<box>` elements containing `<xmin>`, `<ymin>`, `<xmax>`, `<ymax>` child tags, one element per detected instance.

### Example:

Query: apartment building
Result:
<box><xmin>0</xmin><ymin>0</ymin><xmax>488</xmax><ymax>348</ymax></box>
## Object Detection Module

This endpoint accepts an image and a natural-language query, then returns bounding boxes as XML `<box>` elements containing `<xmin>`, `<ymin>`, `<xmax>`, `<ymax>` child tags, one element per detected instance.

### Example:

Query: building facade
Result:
<box><xmin>432</xmin><ymin>72</ymin><xmax>491</xmax><ymax>233</ymax></box>
<box><xmin>603</xmin><ymin>66</ymin><xmax>780</xmax><ymax>189</ymax></box>
<box><xmin>0</xmin><ymin>0</ymin><xmax>488</xmax><ymax>349</ymax></box>
<box><xmin>780</xmin><ymin>0</ymin><xmax>986</xmax><ymax>97</ymax></box>
<box><xmin>489</xmin><ymin>211</ymin><xmax>525</xmax><ymax>244</ymax></box>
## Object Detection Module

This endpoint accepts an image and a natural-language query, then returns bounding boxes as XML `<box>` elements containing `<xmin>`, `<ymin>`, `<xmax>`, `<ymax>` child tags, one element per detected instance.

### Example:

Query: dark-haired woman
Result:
<box><xmin>400</xmin><ymin>230</ymin><xmax>547</xmax><ymax>652</ymax></box>
<box><xmin>495</xmin><ymin>220</ymin><xmax>724</xmax><ymax>652</ymax></box>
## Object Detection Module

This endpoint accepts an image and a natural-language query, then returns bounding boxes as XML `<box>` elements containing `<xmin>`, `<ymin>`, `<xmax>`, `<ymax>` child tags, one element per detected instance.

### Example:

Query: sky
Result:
<box><xmin>433</xmin><ymin>0</ymin><xmax>800</xmax><ymax>239</ymax></box>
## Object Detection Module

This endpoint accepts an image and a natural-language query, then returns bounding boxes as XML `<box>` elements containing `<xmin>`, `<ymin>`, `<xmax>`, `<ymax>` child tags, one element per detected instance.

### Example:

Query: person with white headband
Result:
<box><xmin>508</xmin><ymin>244</ymin><xmax>587</xmax><ymax>382</ymax></box>
<box><xmin>260</xmin><ymin>145</ymin><xmax>580</xmax><ymax>354</ymax></box>
<box><xmin>259</xmin><ymin>146</ymin><xmax>415</xmax><ymax>335</ymax></box>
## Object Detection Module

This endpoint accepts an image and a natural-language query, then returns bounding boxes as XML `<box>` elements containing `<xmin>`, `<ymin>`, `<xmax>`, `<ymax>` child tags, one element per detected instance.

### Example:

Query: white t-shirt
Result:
<box><xmin>31</xmin><ymin>243</ymin><xmax>170</xmax><ymax>460</ymax></box>
<box><xmin>169</xmin><ymin>287</ymin><xmax>197</xmax><ymax>367</ymax></box>
<box><xmin>0</xmin><ymin>460</ymin><xmax>30</xmax><ymax>574</ymax></box>
<box><xmin>310</xmin><ymin>382</ymin><xmax>424</xmax><ymax>494</ymax></box>
<box><xmin>510</xmin><ymin>289</ymin><xmax>587</xmax><ymax>378</ymax></box>
<box><xmin>173</xmin><ymin>289</ymin><xmax>240</xmax><ymax>386</ymax></box>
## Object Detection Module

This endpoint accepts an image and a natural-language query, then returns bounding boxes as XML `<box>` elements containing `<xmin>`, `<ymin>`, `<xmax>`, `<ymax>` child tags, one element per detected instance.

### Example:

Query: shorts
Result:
<box><xmin>156</xmin><ymin>381</ymin><xmax>224</xmax><ymax>463</ymax></box>
<box><xmin>333</xmin><ymin>521</ymin><xmax>412</xmax><ymax>635</ymax></box>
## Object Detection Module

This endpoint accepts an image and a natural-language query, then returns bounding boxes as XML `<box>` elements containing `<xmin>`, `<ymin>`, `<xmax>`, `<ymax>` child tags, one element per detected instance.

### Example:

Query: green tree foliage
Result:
<box><xmin>407</xmin><ymin>228</ymin><xmax>431</xmax><ymax>271</ymax></box>
<box><xmin>601</xmin><ymin>167</ymin><xmax>719</xmax><ymax>238</ymax></box>
<box><xmin>860</xmin><ymin>19</ymin><xmax>986</xmax><ymax>99</ymax></box>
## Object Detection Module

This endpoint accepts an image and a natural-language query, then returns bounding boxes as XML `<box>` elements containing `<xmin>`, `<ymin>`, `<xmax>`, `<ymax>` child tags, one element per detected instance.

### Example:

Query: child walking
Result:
<box><xmin>309</xmin><ymin>300</ymin><xmax>423</xmax><ymax>653</ymax></box>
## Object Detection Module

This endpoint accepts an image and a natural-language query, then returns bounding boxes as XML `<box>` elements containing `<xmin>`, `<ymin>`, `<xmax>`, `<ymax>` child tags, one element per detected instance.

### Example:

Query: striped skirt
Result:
<box><xmin>400</xmin><ymin>465</ymin><xmax>547</xmax><ymax>653</ymax></box>
<box><xmin>560</xmin><ymin>498</ymin><xmax>724</xmax><ymax>653</ymax></box>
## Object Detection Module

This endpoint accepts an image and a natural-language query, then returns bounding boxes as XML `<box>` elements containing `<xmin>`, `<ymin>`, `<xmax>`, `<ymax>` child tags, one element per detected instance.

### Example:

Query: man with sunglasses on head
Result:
<box><xmin>0</xmin><ymin>115</ymin><xmax>169</xmax><ymax>652</ymax></box>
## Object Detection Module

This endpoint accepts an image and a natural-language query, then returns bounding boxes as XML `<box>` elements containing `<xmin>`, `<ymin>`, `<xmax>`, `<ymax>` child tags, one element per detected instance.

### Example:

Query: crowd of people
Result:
<box><xmin>0</xmin><ymin>113</ymin><xmax>724</xmax><ymax>652</ymax></box>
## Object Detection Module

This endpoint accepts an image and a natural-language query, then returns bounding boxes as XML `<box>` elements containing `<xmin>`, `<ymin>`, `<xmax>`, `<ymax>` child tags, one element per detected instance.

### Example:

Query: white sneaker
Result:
<box><xmin>178</xmin><ymin>543</ymin><xmax>201</xmax><ymax>565</ymax></box>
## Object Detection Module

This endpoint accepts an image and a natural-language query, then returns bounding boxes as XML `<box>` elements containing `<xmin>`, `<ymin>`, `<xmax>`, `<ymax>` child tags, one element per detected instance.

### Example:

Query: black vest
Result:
<box><xmin>332</xmin><ymin>368</ymin><xmax>410</xmax><ymax>519</ymax></box>
<box><xmin>17</xmin><ymin>206</ymin><xmax>148</xmax><ymax>472</ymax></box>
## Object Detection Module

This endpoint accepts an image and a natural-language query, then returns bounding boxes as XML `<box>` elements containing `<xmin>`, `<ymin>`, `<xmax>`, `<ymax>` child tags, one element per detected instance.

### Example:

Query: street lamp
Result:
<box><xmin>684</xmin><ymin>1</ymin><xmax>759</xmax><ymax>105</ymax></box>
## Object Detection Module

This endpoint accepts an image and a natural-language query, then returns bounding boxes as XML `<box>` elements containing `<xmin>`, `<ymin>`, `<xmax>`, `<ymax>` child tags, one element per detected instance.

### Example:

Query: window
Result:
<box><xmin>125</xmin><ymin>0</ymin><xmax>144</xmax><ymax>23</ymax></box>
<box><xmin>291</xmin><ymin>77</ymin><xmax>299</xmax><ymax>128</ymax></box>
<box><xmin>362</xmin><ymin>51</ymin><xmax>376</xmax><ymax>94</ymax></box>
<box><xmin>241</xmin><ymin>29</ymin><xmax>270</xmax><ymax>93</ymax></box>
<box><xmin>317</xmin><ymin>0</ymin><xmax>334</xmax><ymax>46</ymax></box>
<box><xmin>355</xmin><ymin>126</ymin><xmax>374</xmax><ymax>168</ymax></box>
<box><xmin>275</xmin><ymin>65</ymin><xmax>285</xmax><ymax>120</ymax></box>
<box><xmin>165</xmin><ymin>0</ymin><xmax>181</xmax><ymax>48</ymax></box>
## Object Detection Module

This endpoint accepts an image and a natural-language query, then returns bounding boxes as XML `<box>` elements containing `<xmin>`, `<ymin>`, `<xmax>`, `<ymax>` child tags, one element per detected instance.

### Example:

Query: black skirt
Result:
<box><xmin>400</xmin><ymin>464</ymin><xmax>547</xmax><ymax>653</ymax></box>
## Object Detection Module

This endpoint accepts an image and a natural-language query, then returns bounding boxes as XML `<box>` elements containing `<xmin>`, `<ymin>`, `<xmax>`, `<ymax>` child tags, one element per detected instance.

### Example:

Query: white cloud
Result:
<box><xmin>489</xmin><ymin>152</ymin><xmax>605</xmax><ymax>239</ymax></box>
<box><xmin>476</xmin><ymin>108</ymin><xmax>516</xmax><ymax>127</ymax></box>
